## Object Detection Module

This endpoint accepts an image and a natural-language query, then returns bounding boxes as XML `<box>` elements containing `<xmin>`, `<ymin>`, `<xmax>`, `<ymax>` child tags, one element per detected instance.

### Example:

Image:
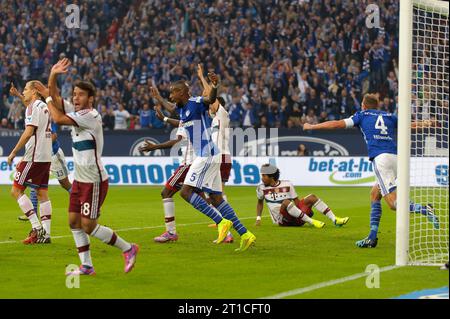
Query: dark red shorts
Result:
<box><xmin>69</xmin><ymin>179</ymin><xmax>109</xmax><ymax>220</ymax></box>
<box><xmin>13</xmin><ymin>161</ymin><xmax>51</xmax><ymax>190</ymax></box>
<box><xmin>279</xmin><ymin>199</ymin><xmax>313</xmax><ymax>226</ymax></box>
<box><xmin>220</xmin><ymin>154</ymin><xmax>232</xmax><ymax>183</ymax></box>
<box><xmin>165</xmin><ymin>165</ymin><xmax>190</xmax><ymax>191</ymax></box>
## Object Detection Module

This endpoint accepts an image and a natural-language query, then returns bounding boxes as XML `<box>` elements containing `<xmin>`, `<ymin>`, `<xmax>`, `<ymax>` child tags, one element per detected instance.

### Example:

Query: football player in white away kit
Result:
<box><xmin>7</xmin><ymin>80</ymin><xmax>53</xmax><ymax>244</ymax></box>
<box><xmin>255</xmin><ymin>164</ymin><xmax>349</xmax><ymax>228</ymax></box>
<box><xmin>39</xmin><ymin>58</ymin><xmax>138</xmax><ymax>275</ymax></box>
<box><xmin>10</xmin><ymin>83</ymin><xmax>72</xmax><ymax>221</ymax></box>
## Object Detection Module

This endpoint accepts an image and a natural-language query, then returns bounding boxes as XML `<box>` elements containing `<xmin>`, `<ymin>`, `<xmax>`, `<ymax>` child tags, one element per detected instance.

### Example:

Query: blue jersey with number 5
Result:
<box><xmin>344</xmin><ymin>110</ymin><xmax>397</xmax><ymax>160</ymax></box>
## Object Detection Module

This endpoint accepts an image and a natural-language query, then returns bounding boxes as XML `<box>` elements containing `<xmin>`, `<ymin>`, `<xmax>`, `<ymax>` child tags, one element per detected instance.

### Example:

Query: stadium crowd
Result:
<box><xmin>0</xmin><ymin>0</ymin><xmax>401</xmax><ymax>131</ymax></box>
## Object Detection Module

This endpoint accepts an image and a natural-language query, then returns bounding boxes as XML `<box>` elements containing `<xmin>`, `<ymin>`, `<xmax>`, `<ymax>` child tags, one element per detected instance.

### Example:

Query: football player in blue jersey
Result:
<box><xmin>304</xmin><ymin>93</ymin><xmax>439</xmax><ymax>248</ymax></box>
<box><xmin>148</xmin><ymin>73</ymin><xmax>256</xmax><ymax>252</ymax></box>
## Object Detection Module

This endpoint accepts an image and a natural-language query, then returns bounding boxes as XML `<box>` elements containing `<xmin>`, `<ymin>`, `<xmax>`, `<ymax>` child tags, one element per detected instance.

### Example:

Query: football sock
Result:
<box><xmin>216</xmin><ymin>200</ymin><xmax>247</xmax><ymax>235</ymax></box>
<box><xmin>188</xmin><ymin>192</ymin><xmax>223</xmax><ymax>224</ymax></box>
<box><xmin>39</xmin><ymin>200</ymin><xmax>52</xmax><ymax>236</ymax></box>
<box><xmin>368</xmin><ymin>201</ymin><xmax>382</xmax><ymax>240</ymax></box>
<box><xmin>287</xmin><ymin>202</ymin><xmax>313</xmax><ymax>224</ymax></box>
<box><xmin>313</xmin><ymin>199</ymin><xmax>336</xmax><ymax>222</ymax></box>
<box><xmin>163</xmin><ymin>198</ymin><xmax>176</xmax><ymax>234</ymax></box>
<box><xmin>30</xmin><ymin>188</ymin><xmax>38</xmax><ymax>215</ymax></box>
<box><xmin>71</xmin><ymin>228</ymin><xmax>93</xmax><ymax>267</ymax></box>
<box><xmin>90</xmin><ymin>224</ymin><xmax>132</xmax><ymax>252</ymax></box>
<box><xmin>17</xmin><ymin>194</ymin><xmax>41</xmax><ymax>230</ymax></box>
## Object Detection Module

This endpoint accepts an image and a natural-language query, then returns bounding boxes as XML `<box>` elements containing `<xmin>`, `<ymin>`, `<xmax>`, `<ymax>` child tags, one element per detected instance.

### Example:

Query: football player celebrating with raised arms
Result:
<box><xmin>7</xmin><ymin>80</ymin><xmax>53</xmax><ymax>244</ymax></box>
<box><xmin>150</xmin><ymin>71</ymin><xmax>256</xmax><ymax>252</ymax></box>
<box><xmin>10</xmin><ymin>83</ymin><xmax>72</xmax><ymax>223</ymax></box>
<box><xmin>256</xmin><ymin>164</ymin><xmax>349</xmax><ymax>228</ymax></box>
<box><xmin>37</xmin><ymin>58</ymin><xmax>139</xmax><ymax>275</ymax></box>
<box><xmin>304</xmin><ymin>93</ymin><xmax>439</xmax><ymax>248</ymax></box>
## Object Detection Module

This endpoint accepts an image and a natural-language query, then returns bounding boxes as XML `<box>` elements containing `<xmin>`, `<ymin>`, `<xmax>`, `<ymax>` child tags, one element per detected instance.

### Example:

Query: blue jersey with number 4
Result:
<box><xmin>178</xmin><ymin>96</ymin><xmax>218</xmax><ymax>157</ymax></box>
<box><xmin>344</xmin><ymin>110</ymin><xmax>397</xmax><ymax>160</ymax></box>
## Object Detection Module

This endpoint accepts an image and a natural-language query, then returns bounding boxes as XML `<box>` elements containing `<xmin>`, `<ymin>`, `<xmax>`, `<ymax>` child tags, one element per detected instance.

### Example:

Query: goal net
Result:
<box><xmin>398</xmin><ymin>0</ymin><xmax>449</xmax><ymax>266</ymax></box>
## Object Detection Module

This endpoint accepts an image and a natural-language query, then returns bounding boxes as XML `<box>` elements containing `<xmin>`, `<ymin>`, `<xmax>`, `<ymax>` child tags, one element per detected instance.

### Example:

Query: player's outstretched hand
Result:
<box><xmin>303</xmin><ymin>123</ymin><xmax>313</xmax><ymax>130</ymax></box>
<box><xmin>149</xmin><ymin>86</ymin><xmax>161</xmax><ymax>99</ymax></box>
<box><xmin>33</xmin><ymin>82</ymin><xmax>49</xmax><ymax>99</ymax></box>
<box><xmin>207</xmin><ymin>72</ymin><xmax>219</xmax><ymax>87</ymax></box>
<box><xmin>9</xmin><ymin>83</ymin><xmax>21</xmax><ymax>98</ymax></box>
<box><xmin>197</xmin><ymin>64</ymin><xmax>204</xmax><ymax>79</ymax></box>
<box><xmin>138</xmin><ymin>139</ymin><xmax>157</xmax><ymax>153</ymax></box>
<box><xmin>51</xmin><ymin>58</ymin><xmax>71</xmax><ymax>75</ymax></box>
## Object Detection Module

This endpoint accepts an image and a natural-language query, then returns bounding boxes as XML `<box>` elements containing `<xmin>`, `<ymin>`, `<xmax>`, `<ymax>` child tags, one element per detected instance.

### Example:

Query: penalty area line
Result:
<box><xmin>259</xmin><ymin>265</ymin><xmax>401</xmax><ymax>299</ymax></box>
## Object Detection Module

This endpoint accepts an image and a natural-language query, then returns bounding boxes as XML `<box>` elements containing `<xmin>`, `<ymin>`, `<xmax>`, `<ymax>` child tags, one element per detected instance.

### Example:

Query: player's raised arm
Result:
<box><xmin>9</xmin><ymin>83</ymin><xmax>27</xmax><ymax>106</ymax></box>
<box><xmin>150</xmin><ymin>85</ymin><xmax>177</xmax><ymax>114</ymax></box>
<box><xmin>48</xmin><ymin>58</ymin><xmax>71</xmax><ymax>112</ymax></box>
<box><xmin>35</xmin><ymin>81</ymin><xmax>74</xmax><ymax>126</ymax></box>
<box><xmin>138</xmin><ymin>135</ymin><xmax>183</xmax><ymax>152</ymax></box>
<box><xmin>197</xmin><ymin>64</ymin><xmax>211</xmax><ymax>96</ymax></box>
<box><xmin>303</xmin><ymin>119</ymin><xmax>347</xmax><ymax>131</ymax></box>
<box><xmin>202</xmin><ymin>72</ymin><xmax>219</xmax><ymax>105</ymax></box>
<box><xmin>155</xmin><ymin>104</ymin><xmax>179</xmax><ymax>127</ymax></box>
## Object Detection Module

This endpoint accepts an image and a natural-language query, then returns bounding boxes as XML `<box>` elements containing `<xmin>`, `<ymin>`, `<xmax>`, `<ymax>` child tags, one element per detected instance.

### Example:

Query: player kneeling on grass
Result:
<box><xmin>255</xmin><ymin>164</ymin><xmax>349</xmax><ymax>228</ymax></box>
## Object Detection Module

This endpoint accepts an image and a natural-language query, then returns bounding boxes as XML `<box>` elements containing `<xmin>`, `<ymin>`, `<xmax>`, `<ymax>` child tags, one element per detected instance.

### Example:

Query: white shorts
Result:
<box><xmin>184</xmin><ymin>155</ymin><xmax>222</xmax><ymax>194</ymax></box>
<box><xmin>373</xmin><ymin>153</ymin><xmax>397</xmax><ymax>196</ymax></box>
<box><xmin>50</xmin><ymin>148</ymin><xmax>69</xmax><ymax>180</ymax></box>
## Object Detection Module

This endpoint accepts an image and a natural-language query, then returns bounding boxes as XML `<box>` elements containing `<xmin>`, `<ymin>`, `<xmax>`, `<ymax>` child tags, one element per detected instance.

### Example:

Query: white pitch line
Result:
<box><xmin>260</xmin><ymin>265</ymin><xmax>401</xmax><ymax>299</ymax></box>
<box><xmin>0</xmin><ymin>216</ymin><xmax>260</xmax><ymax>245</ymax></box>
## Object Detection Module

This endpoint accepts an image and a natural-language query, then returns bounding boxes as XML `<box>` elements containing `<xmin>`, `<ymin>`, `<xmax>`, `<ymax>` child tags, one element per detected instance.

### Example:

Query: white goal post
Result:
<box><xmin>397</xmin><ymin>0</ymin><xmax>449</xmax><ymax>266</ymax></box>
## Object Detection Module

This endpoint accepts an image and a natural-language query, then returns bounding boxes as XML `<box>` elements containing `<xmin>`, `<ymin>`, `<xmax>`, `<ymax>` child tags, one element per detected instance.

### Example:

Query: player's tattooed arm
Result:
<box><xmin>48</xmin><ymin>58</ymin><xmax>71</xmax><ymax>112</ymax></box>
<box><xmin>303</xmin><ymin>120</ymin><xmax>346</xmax><ymax>130</ymax></box>
<box><xmin>256</xmin><ymin>198</ymin><xmax>264</xmax><ymax>226</ymax></box>
<box><xmin>150</xmin><ymin>86</ymin><xmax>177</xmax><ymax>114</ymax></box>
<box><xmin>155</xmin><ymin>105</ymin><xmax>180</xmax><ymax>127</ymax></box>
<box><xmin>202</xmin><ymin>72</ymin><xmax>219</xmax><ymax>105</ymax></box>
<box><xmin>138</xmin><ymin>135</ymin><xmax>183</xmax><ymax>152</ymax></box>
<box><xmin>7</xmin><ymin>125</ymin><xmax>35</xmax><ymax>165</ymax></box>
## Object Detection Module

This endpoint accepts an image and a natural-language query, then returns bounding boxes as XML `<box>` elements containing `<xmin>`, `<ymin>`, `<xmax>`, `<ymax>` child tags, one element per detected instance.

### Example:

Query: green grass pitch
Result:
<box><xmin>0</xmin><ymin>185</ymin><xmax>447</xmax><ymax>298</ymax></box>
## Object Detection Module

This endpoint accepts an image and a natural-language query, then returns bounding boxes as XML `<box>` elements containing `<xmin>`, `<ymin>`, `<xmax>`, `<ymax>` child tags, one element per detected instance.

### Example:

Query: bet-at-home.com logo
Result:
<box><xmin>309</xmin><ymin>158</ymin><xmax>376</xmax><ymax>185</ymax></box>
